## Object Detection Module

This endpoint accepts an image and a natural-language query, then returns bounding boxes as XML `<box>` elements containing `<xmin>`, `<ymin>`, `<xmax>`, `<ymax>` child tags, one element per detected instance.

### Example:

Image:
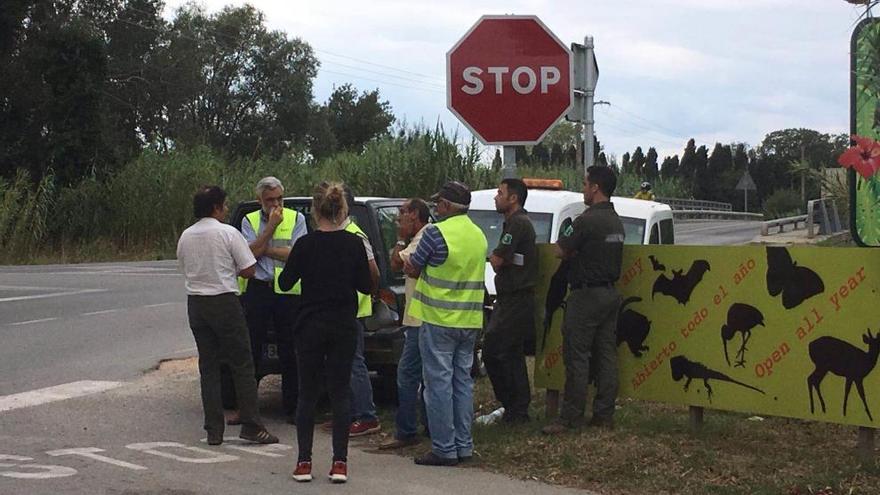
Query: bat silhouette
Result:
<box><xmin>616</xmin><ymin>296</ymin><xmax>651</xmax><ymax>357</ymax></box>
<box><xmin>651</xmin><ymin>260</ymin><xmax>711</xmax><ymax>305</ymax></box>
<box><xmin>541</xmin><ymin>259</ymin><xmax>570</xmax><ymax>353</ymax></box>
<box><xmin>670</xmin><ymin>355</ymin><xmax>764</xmax><ymax>402</ymax></box>
<box><xmin>649</xmin><ymin>255</ymin><xmax>666</xmax><ymax>272</ymax></box>
<box><xmin>766</xmin><ymin>247</ymin><xmax>824</xmax><ymax>309</ymax></box>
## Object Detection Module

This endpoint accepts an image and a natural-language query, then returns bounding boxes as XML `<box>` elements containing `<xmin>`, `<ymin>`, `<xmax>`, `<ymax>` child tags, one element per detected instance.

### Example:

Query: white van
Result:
<box><xmin>467</xmin><ymin>178</ymin><xmax>674</xmax><ymax>295</ymax></box>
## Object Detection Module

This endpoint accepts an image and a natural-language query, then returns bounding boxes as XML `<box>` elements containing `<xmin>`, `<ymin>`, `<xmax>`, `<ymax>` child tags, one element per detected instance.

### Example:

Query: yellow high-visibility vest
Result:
<box><xmin>407</xmin><ymin>214</ymin><xmax>486</xmax><ymax>329</ymax></box>
<box><xmin>238</xmin><ymin>208</ymin><xmax>301</xmax><ymax>295</ymax></box>
<box><xmin>345</xmin><ymin>219</ymin><xmax>373</xmax><ymax>318</ymax></box>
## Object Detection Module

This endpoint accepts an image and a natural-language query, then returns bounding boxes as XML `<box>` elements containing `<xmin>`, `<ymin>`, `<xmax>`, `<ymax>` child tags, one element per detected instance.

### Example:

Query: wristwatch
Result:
<box><xmin>395</xmin><ymin>240</ymin><xmax>407</xmax><ymax>247</ymax></box>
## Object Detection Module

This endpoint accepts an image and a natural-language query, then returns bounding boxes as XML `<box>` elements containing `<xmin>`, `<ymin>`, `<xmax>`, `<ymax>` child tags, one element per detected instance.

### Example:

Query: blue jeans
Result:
<box><xmin>350</xmin><ymin>319</ymin><xmax>378</xmax><ymax>422</ymax></box>
<box><xmin>395</xmin><ymin>326</ymin><xmax>424</xmax><ymax>439</ymax></box>
<box><xmin>419</xmin><ymin>322</ymin><xmax>477</xmax><ymax>460</ymax></box>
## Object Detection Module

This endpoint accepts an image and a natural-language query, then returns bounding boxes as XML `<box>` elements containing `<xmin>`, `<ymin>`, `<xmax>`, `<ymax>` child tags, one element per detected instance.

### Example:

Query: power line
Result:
<box><xmin>319</xmin><ymin>59</ymin><xmax>445</xmax><ymax>89</ymax></box>
<box><xmin>596</xmin><ymin>110</ymin><xmax>687</xmax><ymax>148</ymax></box>
<box><xmin>603</xmin><ymin>104</ymin><xmax>692</xmax><ymax>141</ymax></box>
<box><xmin>319</xmin><ymin>69</ymin><xmax>444</xmax><ymax>94</ymax></box>
<box><xmin>316</xmin><ymin>48</ymin><xmax>440</xmax><ymax>81</ymax></box>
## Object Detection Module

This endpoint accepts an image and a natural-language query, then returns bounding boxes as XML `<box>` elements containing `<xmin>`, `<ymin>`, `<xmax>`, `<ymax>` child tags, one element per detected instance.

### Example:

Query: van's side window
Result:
<box><xmin>649</xmin><ymin>224</ymin><xmax>660</xmax><ymax>244</ymax></box>
<box><xmin>660</xmin><ymin>219</ymin><xmax>675</xmax><ymax>244</ymax></box>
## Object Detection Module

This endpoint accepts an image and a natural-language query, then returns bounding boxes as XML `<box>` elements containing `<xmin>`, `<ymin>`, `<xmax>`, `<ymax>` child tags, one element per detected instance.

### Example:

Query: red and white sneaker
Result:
<box><xmin>329</xmin><ymin>460</ymin><xmax>347</xmax><ymax>483</ymax></box>
<box><xmin>292</xmin><ymin>461</ymin><xmax>312</xmax><ymax>482</ymax></box>
<box><xmin>349</xmin><ymin>419</ymin><xmax>380</xmax><ymax>437</ymax></box>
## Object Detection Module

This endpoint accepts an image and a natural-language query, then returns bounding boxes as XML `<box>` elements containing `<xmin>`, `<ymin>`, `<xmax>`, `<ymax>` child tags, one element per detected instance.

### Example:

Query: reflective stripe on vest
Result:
<box><xmin>407</xmin><ymin>214</ymin><xmax>487</xmax><ymax>329</ymax></box>
<box><xmin>344</xmin><ymin>220</ymin><xmax>373</xmax><ymax>318</ymax></box>
<box><xmin>237</xmin><ymin>208</ymin><xmax>301</xmax><ymax>295</ymax></box>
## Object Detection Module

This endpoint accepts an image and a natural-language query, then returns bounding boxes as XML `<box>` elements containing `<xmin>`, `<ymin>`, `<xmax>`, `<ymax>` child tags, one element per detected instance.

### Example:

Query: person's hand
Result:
<box><xmin>268</xmin><ymin>205</ymin><xmax>283</xmax><ymax>228</ymax></box>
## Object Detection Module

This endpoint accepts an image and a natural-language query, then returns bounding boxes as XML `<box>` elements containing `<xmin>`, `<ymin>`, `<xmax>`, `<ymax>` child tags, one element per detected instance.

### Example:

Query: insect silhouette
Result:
<box><xmin>616</xmin><ymin>297</ymin><xmax>651</xmax><ymax>357</ymax></box>
<box><xmin>721</xmin><ymin>303</ymin><xmax>766</xmax><ymax>367</ymax></box>
<box><xmin>766</xmin><ymin>247</ymin><xmax>824</xmax><ymax>309</ymax></box>
<box><xmin>670</xmin><ymin>355</ymin><xmax>764</xmax><ymax>402</ymax></box>
<box><xmin>649</xmin><ymin>255</ymin><xmax>666</xmax><ymax>272</ymax></box>
<box><xmin>807</xmin><ymin>329</ymin><xmax>880</xmax><ymax>421</ymax></box>
<box><xmin>651</xmin><ymin>260</ymin><xmax>711</xmax><ymax>305</ymax></box>
<box><xmin>541</xmin><ymin>259</ymin><xmax>569</xmax><ymax>353</ymax></box>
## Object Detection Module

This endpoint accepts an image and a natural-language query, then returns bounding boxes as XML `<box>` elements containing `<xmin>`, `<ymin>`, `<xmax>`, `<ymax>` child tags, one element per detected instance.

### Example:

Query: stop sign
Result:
<box><xmin>447</xmin><ymin>15</ymin><xmax>572</xmax><ymax>145</ymax></box>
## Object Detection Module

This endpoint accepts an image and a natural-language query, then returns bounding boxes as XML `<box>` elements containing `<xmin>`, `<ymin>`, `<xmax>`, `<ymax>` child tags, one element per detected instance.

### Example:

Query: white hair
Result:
<box><xmin>255</xmin><ymin>176</ymin><xmax>284</xmax><ymax>196</ymax></box>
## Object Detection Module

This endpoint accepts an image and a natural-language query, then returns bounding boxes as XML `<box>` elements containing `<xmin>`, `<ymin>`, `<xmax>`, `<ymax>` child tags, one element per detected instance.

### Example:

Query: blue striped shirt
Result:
<box><xmin>409</xmin><ymin>223</ymin><xmax>449</xmax><ymax>268</ymax></box>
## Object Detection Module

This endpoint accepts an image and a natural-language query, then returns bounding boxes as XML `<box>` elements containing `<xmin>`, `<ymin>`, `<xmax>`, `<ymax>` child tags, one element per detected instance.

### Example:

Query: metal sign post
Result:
<box><xmin>736</xmin><ymin>170</ymin><xmax>757</xmax><ymax>212</ymax></box>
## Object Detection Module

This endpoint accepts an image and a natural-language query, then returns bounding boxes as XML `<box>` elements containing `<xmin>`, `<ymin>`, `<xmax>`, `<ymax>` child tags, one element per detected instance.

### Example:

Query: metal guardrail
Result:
<box><xmin>761</xmin><ymin>215</ymin><xmax>808</xmax><ymax>235</ymax></box>
<box><xmin>674</xmin><ymin>210</ymin><xmax>764</xmax><ymax>220</ymax></box>
<box><xmin>657</xmin><ymin>197</ymin><xmax>733</xmax><ymax>212</ymax></box>
<box><xmin>760</xmin><ymin>197</ymin><xmax>845</xmax><ymax>237</ymax></box>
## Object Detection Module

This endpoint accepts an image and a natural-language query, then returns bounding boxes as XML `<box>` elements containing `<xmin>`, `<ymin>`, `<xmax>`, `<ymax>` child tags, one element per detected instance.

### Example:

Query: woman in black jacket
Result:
<box><xmin>278</xmin><ymin>181</ymin><xmax>371</xmax><ymax>484</ymax></box>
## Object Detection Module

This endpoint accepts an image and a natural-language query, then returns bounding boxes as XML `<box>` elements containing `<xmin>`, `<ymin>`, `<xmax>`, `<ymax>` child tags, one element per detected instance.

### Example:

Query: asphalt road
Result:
<box><xmin>0</xmin><ymin>260</ymin><xmax>193</xmax><ymax>396</ymax></box>
<box><xmin>673</xmin><ymin>219</ymin><xmax>764</xmax><ymax>245</ymax></box>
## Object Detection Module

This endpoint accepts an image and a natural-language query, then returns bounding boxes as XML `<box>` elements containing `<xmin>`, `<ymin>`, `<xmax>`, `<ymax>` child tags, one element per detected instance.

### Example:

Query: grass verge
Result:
<box><xmin>364</xmin><ymin>358</ymin><xmax>880</xmax><ymax>495</ymax></box>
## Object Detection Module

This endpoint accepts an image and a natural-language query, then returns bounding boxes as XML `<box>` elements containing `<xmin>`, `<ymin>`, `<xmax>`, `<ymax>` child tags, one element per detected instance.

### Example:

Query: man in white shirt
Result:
<box><xmin>177</xmin><ymin>185</ymin><xmax>278</xmax><ymax>446</ymax></box>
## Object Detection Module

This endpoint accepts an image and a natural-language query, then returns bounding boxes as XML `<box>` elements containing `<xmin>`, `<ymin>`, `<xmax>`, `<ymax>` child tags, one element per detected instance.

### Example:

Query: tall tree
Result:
<box><xmin>323</xmin><ymin>83</ymin><xmax>394</xmax><ymax>153</ymax></box>
<box><xmin>692</xmin><ymin>145</ymin><xmax>710</xmax><ymax>199</ymax></box>
<box><xmin>644</xmin><ymin>147</ymin><xmax>659</xmax><ymax>180</ymax></box>
<box><xmin>621</xmin><ymin>152</ymin><xmax>631</xmax><ymax>174</ymax></box>
<box><xmin>678</xmin><ymin>138</ymin><xmax>698</xmax><ymax>182</ymax></box>
<box><xmin>660</xmin><ymin>155</ymin><xmax>680</xmax><ymax>180</ymax></box>
<box><xmin>631</xmin><ymin>146</ymin><xmax>646</xmax><ymax>176</ymax></box>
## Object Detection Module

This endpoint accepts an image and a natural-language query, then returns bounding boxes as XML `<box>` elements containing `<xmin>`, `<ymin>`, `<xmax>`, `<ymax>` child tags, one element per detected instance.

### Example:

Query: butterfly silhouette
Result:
<box><xmin>765</xmin><ymin>247</ymin><xmax>824</xmax><ymax>309</ymax></box>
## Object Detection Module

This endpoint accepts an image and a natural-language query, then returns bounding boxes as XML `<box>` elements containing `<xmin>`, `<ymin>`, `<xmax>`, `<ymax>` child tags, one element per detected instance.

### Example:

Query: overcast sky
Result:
<box><xmin>164</xmin><ymin>0</ymin><xmax>869</xmax><ymax>162</ymax></box>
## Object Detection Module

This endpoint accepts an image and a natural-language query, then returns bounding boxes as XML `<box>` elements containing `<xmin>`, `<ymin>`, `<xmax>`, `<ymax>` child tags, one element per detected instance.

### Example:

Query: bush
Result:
<box><xmin>762</xmin><ymin>189</ymin><xmax>803</xmax><ymax>219</ymax></box>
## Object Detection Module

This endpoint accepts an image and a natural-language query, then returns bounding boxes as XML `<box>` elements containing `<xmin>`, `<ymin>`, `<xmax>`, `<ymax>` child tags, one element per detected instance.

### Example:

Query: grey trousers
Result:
<box><xmin>187</xmin><ymin>293</ymin><xmax>262</xmax><ymax>436</ymax></box>
<box><xmin>560</xmin><ymin>286</ymin><xmax>621</xmax><ymax>423</ymax></box>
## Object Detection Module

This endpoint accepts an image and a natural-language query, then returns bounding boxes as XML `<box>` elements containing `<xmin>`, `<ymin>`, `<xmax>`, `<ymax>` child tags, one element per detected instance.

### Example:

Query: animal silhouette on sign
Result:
<box><xmin>649</xmin><ymin>255</ymin><xmax>666</xmax><ymax>272</ymax></box>
<box><xmin>541</xmin><ymin>259</ymin><xmax>570</xmax><ymax>353</ymax></box>
<box><xmin>670</xmin><ymin>355</ymin><xmax>764</xmax><ymax>402</ymax></box>
<box><xmin>807</xmin><ymin>329</ymin><xmax>880</xmax><ymax>421</ymax></box>
<box><xmin>616</xmin><ymin>297</ymin><xmax>651</xmax><ymax>357</ymax></box>
<box><xmin>721</xmin><ymin>303</ymin><xmax>766</xmax><ymax>367</ymax></box>
<box><xmin>766</xmin><ymin>247</ymin><xmax>825</xmax><ymax>309</ymax></box>
<box><xmin>651</xmin><ymin>260</ymin><xmax>711</xmax><ymax>305</ymax></box>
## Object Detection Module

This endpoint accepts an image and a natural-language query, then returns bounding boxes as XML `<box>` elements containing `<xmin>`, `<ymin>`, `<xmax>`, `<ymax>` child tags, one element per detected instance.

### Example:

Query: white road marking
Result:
<box><xmin>141</xmin><ymin>302</ymin><xmax>178</xmax><ymax>308</ymax></box>
<box><xmin>81</xmin><ymin>309</ymin><xmax>120</xmax><ymax>316</ymax></box>
<box><xmin>0</xmin><ymin>288</ymin><xmax>108</xmax><ymax>304</ymax></box>
<box><xmin>46</xmin><ymin>448</ymin><xmax>147</xmax><ymax>471</ymax></box>
<box><xmin>0</xmin><ymin>381</ymin><xmax>124</xmax><ymax>413</ymax></box>
<box><xmin>0</xmin><ymin>462</ymin><xmax>78</xmax><ymax>479</ymax></box>
<box><xmin>199</xmin><ymin>439</ymin><xmax>292</xmax><ymax>458</ymax></box>
<box><xmin>126</xmin><ymin>442</ymin><xmax>238</xmax><ymax>463</ymax></box>
<box><xmin>8</xmin><ymin>318</ymin><xmax>58</xmax><ymax>326</ymax></box>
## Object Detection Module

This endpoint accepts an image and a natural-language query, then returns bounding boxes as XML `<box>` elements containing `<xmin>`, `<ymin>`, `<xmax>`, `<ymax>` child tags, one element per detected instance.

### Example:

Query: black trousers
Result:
<box><xmin>187</xmin><ymin>293</ymin><xmax>262</xmax><ymax>436</ymax></box>
<box><xmin>241</xmin><ymin>282</ymin><xmax>298</xmax><ymax>415</ymax></box>
<box><xmin>295</xmin><ymin>315</ymin><xmax>358</xmax><ymax>462</ymax></box>
<box><xmin>483</xmin><ymin>291</ymin><xmax>535</xmax><ymax>418</ymax></box>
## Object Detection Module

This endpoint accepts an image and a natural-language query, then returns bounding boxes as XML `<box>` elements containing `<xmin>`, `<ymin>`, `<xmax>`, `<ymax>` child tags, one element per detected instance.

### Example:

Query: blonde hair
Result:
<box><xmin>312</xmin><ymin>181</ymin><xmax>349</xmax><ymax>226</ymax></box>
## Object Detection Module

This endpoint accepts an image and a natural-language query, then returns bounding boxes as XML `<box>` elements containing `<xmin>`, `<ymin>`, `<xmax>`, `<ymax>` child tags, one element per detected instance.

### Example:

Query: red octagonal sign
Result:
<box><xmin>447</xmin><ymin>15</ymin><xmax>572</xmax><ymax>145</ymax></box>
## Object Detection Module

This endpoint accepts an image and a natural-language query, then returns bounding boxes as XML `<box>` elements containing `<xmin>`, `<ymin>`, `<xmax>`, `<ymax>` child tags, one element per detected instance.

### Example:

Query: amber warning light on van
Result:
<box><xmin>523</xmin><ymin>178</ymin><xmax>564</xmax><ymax>190</ymax></box>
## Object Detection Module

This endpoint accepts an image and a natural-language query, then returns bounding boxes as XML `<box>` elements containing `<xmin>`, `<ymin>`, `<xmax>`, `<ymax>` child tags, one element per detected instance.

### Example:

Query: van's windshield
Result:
<box><xmin>467</xmin><ymin>210</ymin><xmax>553</xmax><ymax>255</ymax></box>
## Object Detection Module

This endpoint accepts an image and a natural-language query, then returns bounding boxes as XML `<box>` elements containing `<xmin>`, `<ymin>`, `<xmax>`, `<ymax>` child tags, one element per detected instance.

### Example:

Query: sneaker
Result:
<box><xmin>349</xmin><ymin>419</ymin><xmax>380</xmax><ymax>437</ymax></box>
<box><xmin>329</xmin><ymin>460</ymin><xmax>347</xmax><ymax>483</ymax></box>
<box><xmin>239</xmin><ymin>427</ymin><xmax>279</xmax><ymax>444</ymax></box>
<box><xmin>414</xmin><ymin>452</ymin><xmax>458</xmax><ymax>466</ymax></box>
<box><xmin>292</xmin><ymin>461</ymin><xmax>312</xmax><ymax>482</ymax></box>
<box><xmin>541</xmin><ymin>421</ymin><xmax>569</xmax><ymax>435</ymax></box>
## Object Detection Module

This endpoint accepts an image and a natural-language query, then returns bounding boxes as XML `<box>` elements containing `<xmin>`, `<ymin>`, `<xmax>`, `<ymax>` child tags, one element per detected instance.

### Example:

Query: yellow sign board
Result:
<box><xmin>534</xmin><ymin>244</ymin><xmax>880</xmax><ymax>427</ymax></box>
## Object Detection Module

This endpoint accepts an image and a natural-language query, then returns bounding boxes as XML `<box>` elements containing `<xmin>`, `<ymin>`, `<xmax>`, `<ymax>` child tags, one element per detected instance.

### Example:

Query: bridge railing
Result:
<box><xmin>657</xmin><ymin>197</ymin><xmax>733</xmax><ymax>212</ymax></box>
<box><xmin>759</xmin><ymin>197</ymin><xmax>846</xmax><ymax>237</ymax></box>
<box><xmin>674</xmin><ymin>210</ymin><xmax>764</xmax><ymax>221</ymax></box>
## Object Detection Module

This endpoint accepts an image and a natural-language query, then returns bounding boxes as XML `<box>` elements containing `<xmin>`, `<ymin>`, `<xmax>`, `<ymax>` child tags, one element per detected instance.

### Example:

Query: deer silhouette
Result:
<box><xmin>807</xmin><ymin>329</ymin><xmax>880</xmax><ymax>421</ymax></box>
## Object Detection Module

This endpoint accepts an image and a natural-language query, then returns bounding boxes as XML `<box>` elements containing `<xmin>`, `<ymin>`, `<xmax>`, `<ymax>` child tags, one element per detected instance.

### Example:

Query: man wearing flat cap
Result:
<box><xmin>405</xmin><ymin>181</ymin><xmax>487</xmax><ymax>467</ymax></box>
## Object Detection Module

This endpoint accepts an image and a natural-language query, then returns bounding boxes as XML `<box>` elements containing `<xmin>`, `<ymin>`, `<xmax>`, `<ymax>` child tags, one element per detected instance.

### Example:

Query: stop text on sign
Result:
<box><xmin>461</xmin><ymin>66</ymin><xmax>562</xmax><ymax>95</ymax></box>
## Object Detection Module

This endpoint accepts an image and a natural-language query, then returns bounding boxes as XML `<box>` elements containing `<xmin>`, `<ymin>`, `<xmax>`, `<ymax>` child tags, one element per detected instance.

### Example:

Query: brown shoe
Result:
<box><xmin>588</xmin><ymin>416</ymin><xmax>615</xmax><ymax>430</ymax></box>
<box><xmin>239</xmin><ymin>427</ymin><xmax>279</xmax><ymax>444</ymax></box>
<box><xmin>378</xmin><ymin>436</ymin><xmax>420</xmax><ymax>450</ymax></box>
<box><xmin>224</xmin><ymin>410</ymin><xmax>241</xmax><ymax>426</ymax></box>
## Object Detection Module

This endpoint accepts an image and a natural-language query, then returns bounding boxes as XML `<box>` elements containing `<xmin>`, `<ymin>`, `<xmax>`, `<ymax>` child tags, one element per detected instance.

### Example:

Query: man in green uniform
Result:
<box><xmin>484</xmin><ymin>178</ymin><xmax>537</xmax><ymax>423</ymax></box>
<box><xmin>543</xmin><ymin>166</ymin><xmax>625</xmax><ymax>434</ymax></box>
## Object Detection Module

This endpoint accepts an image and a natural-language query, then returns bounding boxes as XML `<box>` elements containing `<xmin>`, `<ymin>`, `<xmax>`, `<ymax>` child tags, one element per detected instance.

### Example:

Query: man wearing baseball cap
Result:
<box><xmin>404</xmin><ymin>181</ymin><xmax>487</xmax><ymax>467</ymax></box>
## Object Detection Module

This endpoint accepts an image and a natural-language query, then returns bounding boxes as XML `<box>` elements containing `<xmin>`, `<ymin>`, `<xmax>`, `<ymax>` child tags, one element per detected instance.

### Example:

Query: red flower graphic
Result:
<box><xmin>838</xmin><ymin>135</ymin><xmax>880</xmax><ymax>179</ymax></box>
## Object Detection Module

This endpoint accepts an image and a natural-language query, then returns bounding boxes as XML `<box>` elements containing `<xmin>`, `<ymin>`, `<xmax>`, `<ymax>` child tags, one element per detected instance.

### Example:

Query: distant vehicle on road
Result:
<box><xmin>222</xmin><ymin>196</ymin><xmax>412</xmax><ymax>407</ymax></box>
